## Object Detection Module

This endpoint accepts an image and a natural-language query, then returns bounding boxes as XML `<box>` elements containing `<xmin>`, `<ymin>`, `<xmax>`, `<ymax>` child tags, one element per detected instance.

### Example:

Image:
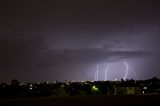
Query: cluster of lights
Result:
<box><xmin>29</xmin><ymin>84</ymin><xmax>33</xmax><ymax>90</ymax></box>
<box><xmin>142</xmin><ymin>86</ymin><xmax>147</xmax><ymax>94</ymax></box>
<box><xmin>92</xmin><ymin>85</ymin><xmax>99</xmax><ymax>92</ymax></box>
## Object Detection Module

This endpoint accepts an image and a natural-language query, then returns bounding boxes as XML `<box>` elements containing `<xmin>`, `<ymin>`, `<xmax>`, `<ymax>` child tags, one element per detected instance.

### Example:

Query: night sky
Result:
<box><xmin>0</xmin><ymin>0</ymin><xmax>160</xmax><ymax>82</ymax></box>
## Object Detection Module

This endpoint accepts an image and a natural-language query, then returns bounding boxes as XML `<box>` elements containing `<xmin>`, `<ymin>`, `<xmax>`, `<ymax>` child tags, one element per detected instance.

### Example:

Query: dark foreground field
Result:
<box><xmin>0</xmin><ymin>95</ymin><xmax>160</xmax><ymax>106</ymax></box>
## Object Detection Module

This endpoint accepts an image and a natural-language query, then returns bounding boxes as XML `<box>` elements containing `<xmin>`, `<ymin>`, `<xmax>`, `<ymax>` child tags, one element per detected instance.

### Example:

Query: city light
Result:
<box><xmin>143</xmin><ymin>87</ymin><xmax>147</xmax><ymax>90</ymax></box>
<box><xmin>92</xmin><ymin>85</ymin><xmax>99</xmax><ymax>91</ymax></box>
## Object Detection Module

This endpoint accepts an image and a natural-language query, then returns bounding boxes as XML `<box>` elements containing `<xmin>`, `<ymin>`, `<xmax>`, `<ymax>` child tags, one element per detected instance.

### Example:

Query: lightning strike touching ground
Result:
<box><xmin>95</xmin><ymin>71</ymin><xmax>97</xmax><ymax>81</ymax></box>
<box><xmin>128</xmin><ymin>65</ymin><xmax>139</xmax><ymax>80</ymax></box>
<box><xmin>105</xmin><ymin>64</ymin><xmax>109</xmax><ymax>81</ymax></box>
<box><xmin>94</xmin><ymin>65</ymin><xmax>100</xmax><ymax>81</ymax></box>
<box><xmin>123</xmin><ymin>62</ymin><xmax>129</xmax><ymax>80</ymax></box>
<box><xmin>95</xmin><ymin>62</ymin><xmax>139</xmax><ymax>81</ymax></box>
<box><xmin>96</xmin><ymin>65</ymin><xmax>99</xmax><ymax>81</ymax></box>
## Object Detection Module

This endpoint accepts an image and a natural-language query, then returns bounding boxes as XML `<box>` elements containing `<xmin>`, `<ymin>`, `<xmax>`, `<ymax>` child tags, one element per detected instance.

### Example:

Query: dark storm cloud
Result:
<box><xmin>0</xmin><ymin>35</ymin><xmax>47</xmax><ymax>70</ymax></box>
<box><xmin>0</xmin><ymin>0</ymin><xmax>160</xmax><ymax>81</ymax></box>
<box><xmin>0</xmin><ymin>34</ymin><xmax>153</xmax><ymax>70</ymax></box>
<box><xmin>37</xmin><ymin>48</ymin><xmax>153</xmax><ymax>67</ymax></box>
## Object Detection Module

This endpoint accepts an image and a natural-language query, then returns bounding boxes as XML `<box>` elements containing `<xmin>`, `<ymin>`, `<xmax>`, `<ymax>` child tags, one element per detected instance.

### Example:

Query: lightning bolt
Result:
<box><xmin>94</xmin><ymin>72</ymin><xmax>97</xmax><ymax>81</ymax></box>
<box><xmin>104</xmin><ymin>62</ymin><xmax>129</xmax><ymax>81</ymax></box>
<box><xmin>94</xmin><ymin>65</ymin><xmax>100</xmax><ymax>81</ymax></box>
<box><xmin>95</xmin><ymin>62</ymin><xmax>138</xmax><ymax>81</ymax></box>
<box><xmin>128</xmin><ymin>65</ymin><xmax>139</xmax><ymax>80</ymax></box>
<box><xmin>123</xmin><ymin>62</ymin><xmax>129</xmax><ymax>80</ymax></box>
<box><xmin>130</xmin><ymin>69</ymin><xmax>139</xmax><ymax>80</ymax></box>
<box><xmin>105</xmin><ymin>64</ymin><xmax>109</xmax><ymax>81</ymax></box>
<box><xmin>97</xmin><ymin>65</ymin><xmax>99</xmax><ymax>81</ymax></box>
<box><xmin>123</xmin><ymin>62</ymin><xmax>139</xmax><ymax>80</ymax></box>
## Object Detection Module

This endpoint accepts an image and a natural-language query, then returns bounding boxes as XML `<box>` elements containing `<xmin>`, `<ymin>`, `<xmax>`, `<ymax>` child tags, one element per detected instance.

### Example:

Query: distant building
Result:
<box><xmin>115</xmin><ymin>87</ymin><xmax>142</xmax><ymax>95</ymax></box>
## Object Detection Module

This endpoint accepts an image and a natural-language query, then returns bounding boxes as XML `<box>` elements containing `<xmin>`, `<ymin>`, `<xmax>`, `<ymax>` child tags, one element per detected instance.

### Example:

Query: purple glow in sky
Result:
<box><xmin>0</xmin><ymin>0</ymin><xmax>160</xmax><ymax>82</ymax></box>
<box><xmin>94</xmin><ymin>62</ymin><xmax>137</xmax><ymax>81</ymax></box>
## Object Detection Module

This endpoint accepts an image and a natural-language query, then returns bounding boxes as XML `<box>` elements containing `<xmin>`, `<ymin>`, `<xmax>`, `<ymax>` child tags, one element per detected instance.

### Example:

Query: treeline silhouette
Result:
<box><xmin>0</xmin><ymin>77</ymin><xmax>160</xmax><ymax>99</ymax></box>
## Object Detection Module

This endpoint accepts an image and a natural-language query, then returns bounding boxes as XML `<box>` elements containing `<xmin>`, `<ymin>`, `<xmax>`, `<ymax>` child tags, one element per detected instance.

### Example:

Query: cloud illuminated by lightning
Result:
<box><xmin>95</xmin><ymin>62</ymin><xmax>138</xmax><ymax>81</ymax></box>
